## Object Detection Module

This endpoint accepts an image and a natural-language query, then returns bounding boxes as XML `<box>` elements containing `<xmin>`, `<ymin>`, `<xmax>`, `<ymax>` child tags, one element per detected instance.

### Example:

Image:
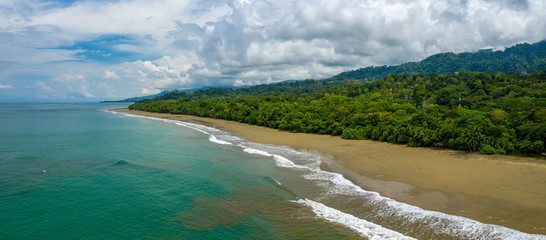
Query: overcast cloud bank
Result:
<box><xmin>0</xmin><ymin>0</ymin><xmax>545</xmax><ymax>101</ymax></box>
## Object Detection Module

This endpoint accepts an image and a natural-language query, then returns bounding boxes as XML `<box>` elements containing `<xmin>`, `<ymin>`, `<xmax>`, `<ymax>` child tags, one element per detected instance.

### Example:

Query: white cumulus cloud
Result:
<box><xmin>1</xmin><ymin>0</ymin><xmax>545</xmax><ymax>101</ymax></box>
<box><xmin>104</xmin><ymin>71</ymin><xmax>119</xmax><ymax>79</ymax></box>
<box><xmin>51</xmin><ymin>73</ymin><xmax>95</xmax><ymax>98</ymax></box>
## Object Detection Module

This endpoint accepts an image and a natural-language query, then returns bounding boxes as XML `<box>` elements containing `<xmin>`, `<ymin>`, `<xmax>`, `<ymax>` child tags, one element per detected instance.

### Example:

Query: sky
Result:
<box><xmin>0</xmin><ymin>0</ymin><xmax>545</xmax><ymax>102</ymax></box>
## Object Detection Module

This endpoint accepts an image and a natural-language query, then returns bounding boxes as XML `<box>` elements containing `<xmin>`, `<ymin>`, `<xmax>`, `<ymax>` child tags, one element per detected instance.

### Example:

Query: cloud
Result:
<box><xmin>160</xmin><ymin>0</ymin><xmax>546</xmax><ymax>78</ymax></box>
<box><xmin>114</xmin><ymin>57</ymin><xmax>193</xmax><ymax>95</ymax></box>
<box><xmin>1</xmin><ymin>0</ymin><xmax>546</xmax><ymax>101</ymax></box>
<box><xmin>51</xmin><ymin>73</ymin><xmax>94</xmax><ymax>98</ymax></box>
<box><xmin>103</xmin><ymin>70</ymin><xmax>119</xmax><ymax>79</ymax></box>
<box><xmin>35</xmin><ymin>81</ymin><xmax>51</xmax><ymax>91</ymax></box>
<box><xmin>0</xmin><ymin>84</ymin><xmax>12</xmax><ymax>89</ymax></box>
<box><xmin>122</xmin><ymin>0</ymin><xmax>544</xmax><ymax>95</ymax></box>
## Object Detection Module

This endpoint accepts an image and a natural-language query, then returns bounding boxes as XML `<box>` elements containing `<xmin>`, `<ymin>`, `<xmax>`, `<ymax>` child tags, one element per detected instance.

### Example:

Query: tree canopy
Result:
<box><xmin>334</xmin><ymin>41</ymin><xmax>546</xmax><ymax>80</ymax></box>
<box><xmin>130</xmin><ymin>72</ymin><xmax>546</xmax><ymax>155</ymax></box>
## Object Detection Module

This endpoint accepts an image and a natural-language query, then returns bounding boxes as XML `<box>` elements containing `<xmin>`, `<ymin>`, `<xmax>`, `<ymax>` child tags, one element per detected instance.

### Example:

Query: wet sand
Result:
<box><xmin>116</xmin><ymin>109</ymin><xmax>546</xmax><ymax>234</ymax></box>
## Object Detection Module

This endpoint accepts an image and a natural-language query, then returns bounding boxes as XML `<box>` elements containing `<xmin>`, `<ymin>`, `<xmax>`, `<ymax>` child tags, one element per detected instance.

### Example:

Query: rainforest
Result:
<box><xmin>130</xmin><ymin>71</ymin><xmax>546</xmax><ymax>155</ymax></box>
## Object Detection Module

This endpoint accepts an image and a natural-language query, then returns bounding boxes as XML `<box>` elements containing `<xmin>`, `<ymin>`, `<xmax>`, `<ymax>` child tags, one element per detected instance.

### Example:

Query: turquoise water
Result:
<box><xmin>1</xmin><ymin>103</ymin><xmax>544</xmax><ymax>240</ymax></box>
<box><xmin>0</xmin><ymin>103</ymin><xmax>350</xmax><ymax>239</ymax></box>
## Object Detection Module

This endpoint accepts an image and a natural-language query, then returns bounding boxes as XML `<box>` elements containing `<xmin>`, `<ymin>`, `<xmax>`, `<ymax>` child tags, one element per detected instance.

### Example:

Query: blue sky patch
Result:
<box><xmin>57</xmin><ymin>35</ymin><xmax>139</xmax><ymax>62</ymax></box>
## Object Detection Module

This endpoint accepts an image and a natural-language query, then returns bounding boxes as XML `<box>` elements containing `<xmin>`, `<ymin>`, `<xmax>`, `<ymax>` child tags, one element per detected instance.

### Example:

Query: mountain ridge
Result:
<box><xmin>334</xmin><ymin>40</ymin><xmax>546</xmax><ymax>80</ymax></box>
<box><xmin>140</xmin><ymin>40</ymin><xmax>546</xmax><ymax>102</ymax></box>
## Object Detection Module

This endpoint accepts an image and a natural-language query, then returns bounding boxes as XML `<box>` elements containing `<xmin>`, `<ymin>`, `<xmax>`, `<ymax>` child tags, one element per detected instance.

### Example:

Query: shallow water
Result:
<box><xmin>1</xmin><ymin>103</ymin><xmax>544</xmax><ymax>239</ymax></box>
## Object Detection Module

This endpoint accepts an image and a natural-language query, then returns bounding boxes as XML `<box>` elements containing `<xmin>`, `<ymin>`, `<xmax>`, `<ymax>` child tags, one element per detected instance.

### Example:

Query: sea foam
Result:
<box><xmin>242</xmin><ymin>146</ymin><xmax>304</xmax><ymax>169</ymax></box>
<box><xmin>296</xmin><ymin>198</ymin><xmax>416</xmax><ymax>240</ymax></box>
<box><xmin>107</xmin><ymin>109</ymin><xmax>546</xmax><ymax>240</ymax></box>
<box><xmin>242</xmin><ymin>147</ymin><xmax>273</xmax><ymax>157</ymax></box>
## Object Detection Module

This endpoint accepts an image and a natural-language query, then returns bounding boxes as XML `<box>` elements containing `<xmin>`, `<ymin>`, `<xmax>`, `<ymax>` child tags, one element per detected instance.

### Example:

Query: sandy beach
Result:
<box><xmin>116</xmin><ymin>109</ymin><xmax>546</xmax><ymax>234</ymax></box>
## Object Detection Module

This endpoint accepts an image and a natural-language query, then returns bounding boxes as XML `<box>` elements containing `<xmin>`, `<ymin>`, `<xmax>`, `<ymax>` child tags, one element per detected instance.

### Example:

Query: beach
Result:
<box><xmin>117</xmin><ymin>109</ymin><xmax>546</xmax><ymax>235</ymax></box>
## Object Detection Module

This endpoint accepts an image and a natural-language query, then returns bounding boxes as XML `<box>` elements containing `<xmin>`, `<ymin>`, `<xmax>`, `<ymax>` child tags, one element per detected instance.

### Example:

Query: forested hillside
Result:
<box><xmin>130</xmin><ymin>72</ymin><xmax>546</xmax><ymax>155</ymax></box>
<box><xmin>335</xmin><ymin>41</ymin><xmax>546</xmax><ymax>80</ymax></box>
<box><xmin>143</xmin><ymin>41</ymin><xmax>546</xmax><ymax>103</ymax></box>
<box><xmin>147</xmin><ymin>79</ymin><xmax>360</xmax><ymax>101</ymax></box>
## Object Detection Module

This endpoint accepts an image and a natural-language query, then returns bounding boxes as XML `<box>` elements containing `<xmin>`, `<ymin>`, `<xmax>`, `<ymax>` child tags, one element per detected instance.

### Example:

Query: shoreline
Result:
<box><xmin>115</xmin><ymin>109</ymin><xmax>546</xmax><ymax>234</ymax></box>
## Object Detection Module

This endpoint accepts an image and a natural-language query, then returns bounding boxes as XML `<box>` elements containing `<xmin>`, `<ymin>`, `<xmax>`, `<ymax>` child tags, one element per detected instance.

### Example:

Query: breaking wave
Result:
<box><xmin>106</xmin><ymin>109</ymin><xmax>546</xmax><ymax>240</ymax></box>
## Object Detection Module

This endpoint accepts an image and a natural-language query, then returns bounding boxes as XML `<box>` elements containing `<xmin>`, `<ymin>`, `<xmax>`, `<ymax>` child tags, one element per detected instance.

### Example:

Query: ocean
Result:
<box><xmin>0</xmin><ymin>103</ymin><xmax>544</xmax><ymax>240</ymax></box>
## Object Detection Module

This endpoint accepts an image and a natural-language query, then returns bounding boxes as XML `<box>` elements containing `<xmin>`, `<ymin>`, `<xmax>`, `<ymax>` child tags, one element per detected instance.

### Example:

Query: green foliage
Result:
<box><xmin>130</xmin><ymin>71</ymin><xmax>546</xmax><ymax>155</ymax></box>
<box><xmin>145</xmin><ymin>79</ymin><xmax>364</xmax><ymax>102</ymax></box>
<box><xmin>334</xmin><ymin>41</ymin><xmax>546</xmax><ymax>80</ymax></box>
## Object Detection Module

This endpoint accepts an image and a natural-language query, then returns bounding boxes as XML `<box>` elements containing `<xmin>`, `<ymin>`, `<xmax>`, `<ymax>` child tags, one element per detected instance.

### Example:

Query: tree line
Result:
<box><xmin>130</xmin><ymin>72</ymin><xmax>545</xmax><ymax>155</ymax></box>
<box><xmin>334</xmin><ymin>40</ymin><xmax>546</xmax><ymax>80</ymax></box>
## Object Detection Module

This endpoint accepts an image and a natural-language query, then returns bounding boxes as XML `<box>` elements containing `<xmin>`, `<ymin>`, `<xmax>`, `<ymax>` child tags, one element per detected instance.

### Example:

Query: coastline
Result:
<box><xmin>115</xmin><ymin>109</ymin><xmax>546</xmax><ymax>234</ymax></box>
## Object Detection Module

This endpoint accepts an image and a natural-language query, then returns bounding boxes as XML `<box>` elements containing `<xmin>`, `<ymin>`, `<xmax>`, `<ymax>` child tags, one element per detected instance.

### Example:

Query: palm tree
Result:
<box><xmin>461</xmin><ymin>126</ymin><xmax>483</xmax><ymax>151</ymax></box>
